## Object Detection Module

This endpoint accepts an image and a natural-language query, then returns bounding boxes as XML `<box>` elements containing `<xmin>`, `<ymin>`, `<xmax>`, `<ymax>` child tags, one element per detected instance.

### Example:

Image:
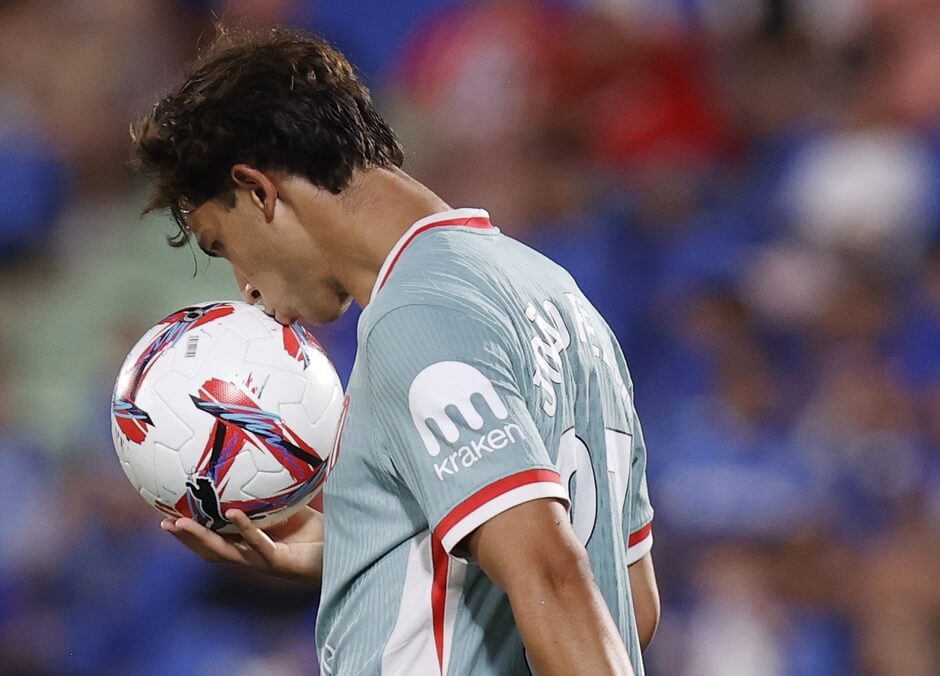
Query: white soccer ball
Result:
<box><xmin>111</xmin><ymin>300</ymin><xmax>345</xmax><ymax>532</ymax></box>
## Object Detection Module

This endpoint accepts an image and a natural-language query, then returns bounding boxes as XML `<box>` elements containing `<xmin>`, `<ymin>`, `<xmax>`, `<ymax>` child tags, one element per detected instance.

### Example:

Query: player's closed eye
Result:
<box><xmin>202</xmin><ymin>240</ymin><xmax>224</xmax><ymax>258</ymax></box>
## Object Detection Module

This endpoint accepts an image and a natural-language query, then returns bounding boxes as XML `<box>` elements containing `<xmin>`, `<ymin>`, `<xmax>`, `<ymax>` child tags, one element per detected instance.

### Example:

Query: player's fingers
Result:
<box><xmin>164</xmin><ymin>517</ymin><xmax>249</xmax><ymax>565</ymax></box>
<box><xmin>226</xmin><ymin>509</ymin><xmax>279</xmax><ymax>566</ymax></box>
<box><xmin>163</xmin><ymin>519</ymin><xmax>221</xmax><ymax>561</ymax></box>
<box><xmin>164</xmin><ymin>527</ymin><xmax>220</xmax><ymax>562</ymax></box>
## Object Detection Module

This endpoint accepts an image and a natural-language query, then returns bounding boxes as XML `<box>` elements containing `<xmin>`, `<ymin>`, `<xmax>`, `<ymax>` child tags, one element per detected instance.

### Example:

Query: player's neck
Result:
<box><xmin>299</xmin><ymin>168</ymin><xmax>450</xmax><ymax>309</ymax></box>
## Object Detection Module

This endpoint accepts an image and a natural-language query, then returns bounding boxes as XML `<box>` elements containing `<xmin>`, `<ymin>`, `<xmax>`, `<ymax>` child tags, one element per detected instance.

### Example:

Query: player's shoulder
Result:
<box><xmin>357</xmin><ymin>271</ymin><xmax>520</xmax><ymax>367</ymax></box>
<box><xmin>358</xmin><ymin>292</ymin><xmax>495</xmax><ymax>351</ymax></box>
<box><xmin>359</xmin><ymin>241</ymin><xmax>511</xmax><ymax>344</ymax></box>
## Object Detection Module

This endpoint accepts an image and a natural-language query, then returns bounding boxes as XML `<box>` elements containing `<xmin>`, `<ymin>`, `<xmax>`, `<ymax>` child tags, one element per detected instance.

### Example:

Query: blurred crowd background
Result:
<box><xmin>3</xmin><ymin>0</ymin><xmax>940</xmax><ymax>674</ymax></box>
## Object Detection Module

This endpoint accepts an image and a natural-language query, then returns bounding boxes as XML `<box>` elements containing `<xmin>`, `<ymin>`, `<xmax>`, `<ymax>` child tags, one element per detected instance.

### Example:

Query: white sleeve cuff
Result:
<box><xmin>626</xmin><ymin>523</ymin><xmax>653</xmax><ymax>565</ymax></box>
<box><xmin>434</xmin><ymin>469</ymin><xmax>568</xmax><ymax>553</ymax></box>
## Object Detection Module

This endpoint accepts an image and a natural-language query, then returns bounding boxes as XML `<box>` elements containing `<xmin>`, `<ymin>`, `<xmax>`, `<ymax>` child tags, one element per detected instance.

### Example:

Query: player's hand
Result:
<box><xmin>160</xmin><ymin>506</ymin><xmax>324</xmax><ymax>585</ymax></box>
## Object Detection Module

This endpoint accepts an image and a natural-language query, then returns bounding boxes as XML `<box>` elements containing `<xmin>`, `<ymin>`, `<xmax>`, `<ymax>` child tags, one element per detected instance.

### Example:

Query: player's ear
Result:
<box><xmin>231</xmin><ymin>164</ymin><xmax>277</xmax><ymax>222</ymax></box>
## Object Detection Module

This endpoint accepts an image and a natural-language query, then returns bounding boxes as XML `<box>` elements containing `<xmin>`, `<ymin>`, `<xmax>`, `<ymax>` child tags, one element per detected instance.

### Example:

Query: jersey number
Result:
<box><xmin>556</xmin><ymin>427</ymin><xmax>632</xmax><ymax>546</ymax></box>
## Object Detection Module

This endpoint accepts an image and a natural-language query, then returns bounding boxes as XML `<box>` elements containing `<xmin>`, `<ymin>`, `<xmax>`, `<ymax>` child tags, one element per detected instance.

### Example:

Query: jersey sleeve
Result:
<box><xmin>364</xmin><ymin>304</ymin><xmax>569</xmax><ymax>554</ymax></box>
<box><xmin>624</xmin><ymin>408</ymin><xmax>654</xmax><ymax>565</ymax></box>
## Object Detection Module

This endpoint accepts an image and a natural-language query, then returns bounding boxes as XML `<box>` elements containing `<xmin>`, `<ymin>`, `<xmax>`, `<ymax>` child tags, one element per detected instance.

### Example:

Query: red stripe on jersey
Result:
<box><xmin>431</xmin><ymin>534</ymin><xmax>449</xmax><ymax>674</ymax></box>
<box><xmin>377</xmin><ymin>216</ymin><xmax>493</xmax><ymax>292</ymax></box>
<box><xmin>327</xmin><ymin>394</ymin><xmax>350</xmax><ymax>475</ymax></box>
<box><xmin>434</xmin><ymin>468</ymin><xmax>562</xmax><ymax>546</ymax></box>
<box><xmin>628</xmin><ymin>522</ymin><xmax>653</xmax><ymax>548</ymax></box>
<box><xmin>308</xmin><ymin>396</ymin><xmax>349</xmax><ymax>514</ymax></box>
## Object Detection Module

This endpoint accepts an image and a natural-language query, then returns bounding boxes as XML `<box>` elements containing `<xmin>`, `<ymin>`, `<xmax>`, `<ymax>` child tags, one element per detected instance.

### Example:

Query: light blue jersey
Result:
<box><xmin>317</xmin><ymin>209</ymin><xmax>654</xmax><ymax>675</ymax></box>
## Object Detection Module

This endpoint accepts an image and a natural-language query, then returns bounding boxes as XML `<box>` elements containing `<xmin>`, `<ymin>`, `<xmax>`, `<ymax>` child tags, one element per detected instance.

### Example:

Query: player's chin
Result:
<box><xmin>301</xmin><ymin>295</ymin><xmax>351</xmax><ymax>325</ymax></box>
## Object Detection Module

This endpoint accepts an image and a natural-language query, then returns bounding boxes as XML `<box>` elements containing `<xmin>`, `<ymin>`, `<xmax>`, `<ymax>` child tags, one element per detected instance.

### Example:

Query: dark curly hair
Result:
<box><xmin>130</xmin><ymin>26</ymin><xmax>404</xmax><ymax>245</ymax></box>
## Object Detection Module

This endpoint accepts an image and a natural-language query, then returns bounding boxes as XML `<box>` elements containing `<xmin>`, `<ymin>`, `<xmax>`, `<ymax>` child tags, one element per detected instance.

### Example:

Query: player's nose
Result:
<box><xmin>234</xmin><ymin>268</ymin><xmax>263</xmax><ymax>306</ymax></box>
<box><xmin>242</xmin><ymin>282</ymin><xmax>263</xmax><ymax>305</ymax></box>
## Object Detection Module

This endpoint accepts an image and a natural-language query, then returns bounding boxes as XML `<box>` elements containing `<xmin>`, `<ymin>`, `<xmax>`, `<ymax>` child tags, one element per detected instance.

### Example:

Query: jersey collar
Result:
<box><xmin>369</xmin><ymin>208</ymin><xmax>494</xmax><ymax>301</ymax></box>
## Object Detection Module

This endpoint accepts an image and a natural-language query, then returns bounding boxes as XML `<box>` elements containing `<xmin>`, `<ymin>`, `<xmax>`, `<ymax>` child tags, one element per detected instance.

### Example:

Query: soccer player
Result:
<box><xmin>133</xmin><ymin>28</ymin><xmax>658</xmax><ymax>676</ymax></box>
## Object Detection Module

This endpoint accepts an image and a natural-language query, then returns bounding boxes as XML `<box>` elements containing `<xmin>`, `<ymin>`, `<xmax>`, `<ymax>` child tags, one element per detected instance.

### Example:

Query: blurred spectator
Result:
<box><xmin>782</xmin><ymin>127</ymin><xmax>937</xmax><ymax>272</ymax></box>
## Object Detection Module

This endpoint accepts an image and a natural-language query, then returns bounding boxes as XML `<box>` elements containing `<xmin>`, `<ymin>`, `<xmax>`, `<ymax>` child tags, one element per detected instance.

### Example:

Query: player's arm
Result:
<box><xmin>629</xmin><ymin>552</ymin><xmax>660</xmax><ymax>651</ymax></box>
<box><xmin>466</xmin><ymin>499</ymin><xmax>635</xmax><ymax>676</ymax></box>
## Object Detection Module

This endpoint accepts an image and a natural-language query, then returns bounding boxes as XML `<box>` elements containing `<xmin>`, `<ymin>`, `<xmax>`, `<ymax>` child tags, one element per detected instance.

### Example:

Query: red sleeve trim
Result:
<box><xmin>433</xmin><ymin>468</ymin><xmax>563</xmax><ymax>545</ymax></box>
<box><xmin>628</xmin><ymin>522</ymin><xmax>653</xmax><ymax>548</ymax></box>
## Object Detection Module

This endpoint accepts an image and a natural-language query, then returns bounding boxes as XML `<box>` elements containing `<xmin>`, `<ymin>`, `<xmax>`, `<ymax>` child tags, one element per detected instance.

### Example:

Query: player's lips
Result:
<box><xmin>275</xmin><ymin>310</ymin><xmax>299</xmax><ymax>325</ymax></box>
<box><xmin>259</xmin><ymin>301</ymin><xmax>297</xmax><ymax>325</ymax></box>
<box><xmin>258</xmin><ymin>304</ymin><xmax>285</xmax><ymax>324</ymax></box>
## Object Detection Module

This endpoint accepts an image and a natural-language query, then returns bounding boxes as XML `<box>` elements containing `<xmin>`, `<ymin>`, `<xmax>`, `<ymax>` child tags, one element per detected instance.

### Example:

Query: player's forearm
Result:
<box><xmin>507</xmin><ymin>553</ymin><xmax>635</xmax><ymax>676</ymax></box>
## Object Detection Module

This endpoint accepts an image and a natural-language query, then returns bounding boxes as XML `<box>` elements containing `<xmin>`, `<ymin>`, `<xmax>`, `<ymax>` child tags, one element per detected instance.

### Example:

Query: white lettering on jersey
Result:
<box><xmin>525</xmin><ymin>300</ymin><xmax>571</xmax><ymax>417</ymax></box>
<box><xmin>565</xmin><ymin>293</ymin><xmax>630</xmax><ymax>405</ymax></box>
<box><xmin>408</xmin><ymin>361</ymin><xmax>509</xmax><ymax>457</ymax></box>
<box><xmin>565</xmin><ymin>292</ymin><xmax>613</xmax><ymax>367</ymax></box>
<box><xmin>433</xmin><ymin>422</ymin><xmax>525</xmax><ymax>481</ymax></box>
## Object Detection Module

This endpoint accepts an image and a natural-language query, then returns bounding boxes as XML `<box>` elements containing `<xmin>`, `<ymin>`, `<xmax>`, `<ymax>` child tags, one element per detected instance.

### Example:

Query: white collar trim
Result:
<box><xmin>369</xmin><ymin>208</ymin><xmax>491</xmax><ymax>302</ymax></box>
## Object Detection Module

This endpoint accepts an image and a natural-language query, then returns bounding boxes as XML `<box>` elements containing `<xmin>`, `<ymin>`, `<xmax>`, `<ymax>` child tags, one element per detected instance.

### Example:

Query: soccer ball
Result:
<box><xmin>110</xmin><ymin>300</ymin><xmax>345</xmax><ymax>532</ymax></box>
